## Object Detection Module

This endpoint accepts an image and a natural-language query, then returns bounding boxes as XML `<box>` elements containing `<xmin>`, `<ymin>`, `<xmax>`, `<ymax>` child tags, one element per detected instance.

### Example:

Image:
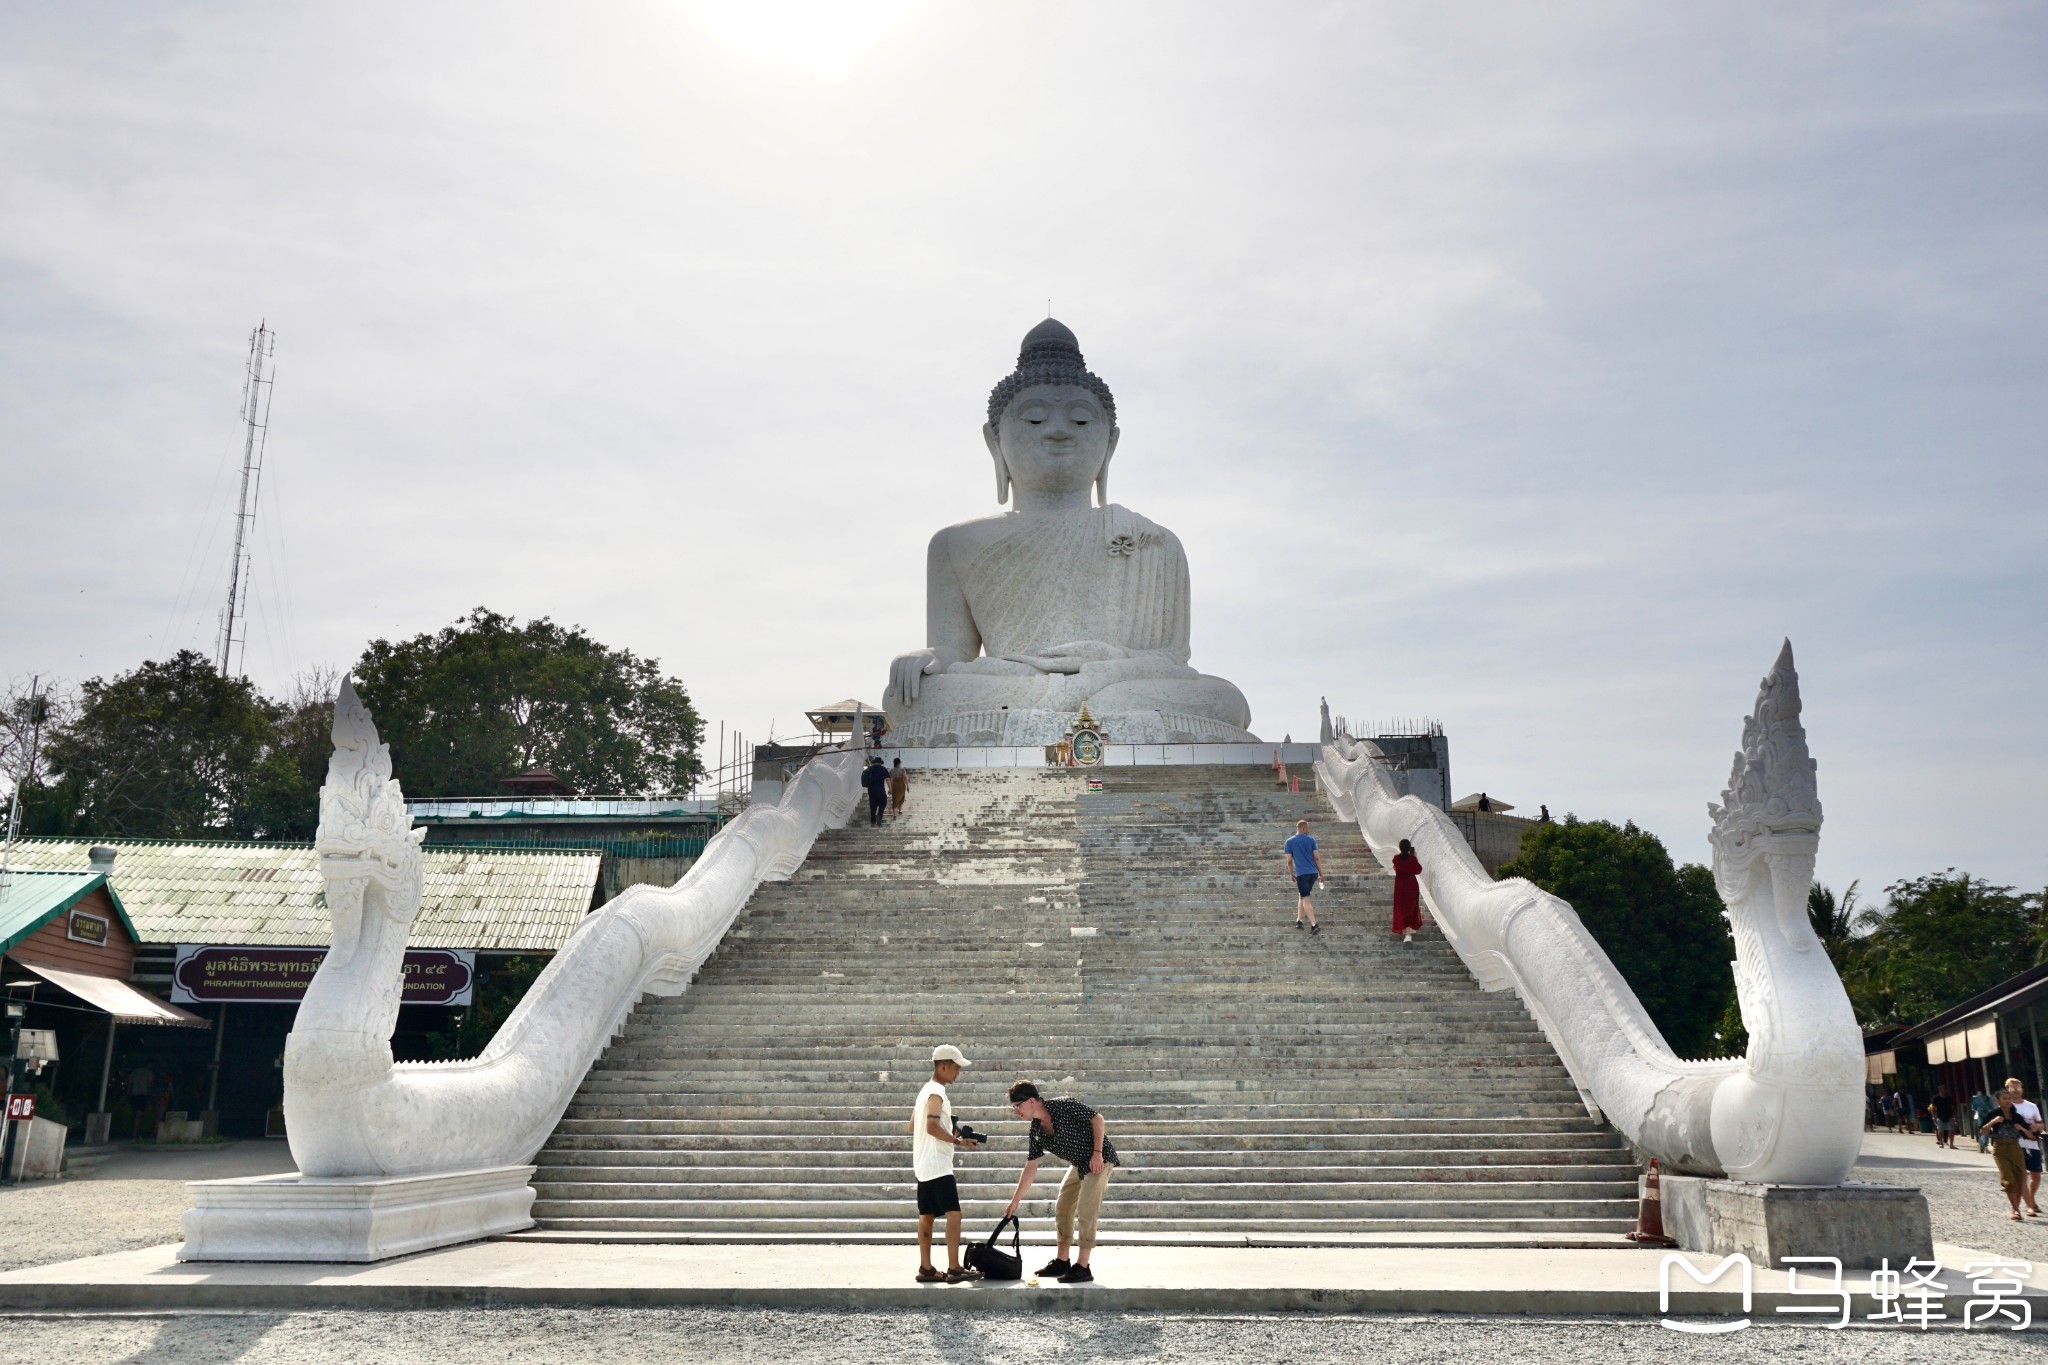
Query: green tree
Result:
<box><xmin>39</xmin><ymin>650</ymin><xmax>285</xmax><ymax>839</ymax></box>
<box><xmin>1807</xmin><ymin>880</ymin><xmax>1860</xmax><ymax>972</ymax></box>
<box><xmin>246</xmin><ymin>669</ymin><xmax>340</xmax><ymax>841</ymax></box>
<box><xmin>352</xmin><ymin>609</ymin><xmax>703</xmax><ymax>798</ymax></box>
<box><xmin>1840</xmin><ymin>873</ymin><xmax>2039</xmax><ymax>1027</ymax></box>
<box><xmin>419</xmin><ymin>955</ymin><xmax>547</xmax><ymax>1061</ymax></box>
<box><xmin>1497</xmin><ymin>816</ymin><xmax>1736</xmax><ymax>1058</ymax></box>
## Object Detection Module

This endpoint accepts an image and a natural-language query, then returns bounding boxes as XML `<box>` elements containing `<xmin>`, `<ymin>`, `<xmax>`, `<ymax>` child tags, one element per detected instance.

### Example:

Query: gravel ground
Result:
<box><xmin>1854</xmin><ymin>1143</ymin><xmax>2048</xmax><ymax>1264</ymax></box>
<box><xmin>2</xmin><ymin>1307</ymin><xmax>2045</xmax><ymax>1363</ymax></box>
<box><xmin>3</xmin><ymin>1136</ymin><xmax>2045</xmax><ymax>1359</ymax></box>
<box><xmin>0</xmin><ymin>1142</ymin><xmax>294</xmax><ymax>1274</ymax></box>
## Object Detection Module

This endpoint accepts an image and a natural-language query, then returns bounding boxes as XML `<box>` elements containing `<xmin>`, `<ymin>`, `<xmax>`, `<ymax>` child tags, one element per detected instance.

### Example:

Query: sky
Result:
<box><xmin>1</xmin><ymin>2</ymin><xmax>2042</xmax><ymax>900</ymax></box>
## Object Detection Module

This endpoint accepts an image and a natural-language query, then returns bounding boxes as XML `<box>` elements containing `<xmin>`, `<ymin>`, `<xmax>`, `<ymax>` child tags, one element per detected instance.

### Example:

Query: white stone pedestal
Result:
<box><xmin>179</xmin><ymin>1166</ymin><xmax>536</xmax><ymax>1263</ymax></box>
<box><xmin>1660</xmin><ymin>1175</ymin><xmax>1932</xmax><ymax>1269</ymax></box>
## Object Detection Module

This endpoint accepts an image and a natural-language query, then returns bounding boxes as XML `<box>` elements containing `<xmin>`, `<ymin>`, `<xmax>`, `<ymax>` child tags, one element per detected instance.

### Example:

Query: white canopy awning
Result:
<box><xmin>16</xmin><ymin>960</ymin><xmax>210</xmax><ymax>1028</ymax></box>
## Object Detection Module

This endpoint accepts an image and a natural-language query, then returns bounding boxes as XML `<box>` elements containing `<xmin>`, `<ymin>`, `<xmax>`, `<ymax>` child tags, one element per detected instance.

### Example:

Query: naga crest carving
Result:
<box><xmin>316</xmin><ymin>677</ymin><xmax>426</xmax><ymax>898</ymax></box>
<box><xmin>1707</xmin><ymin>639</ymin><xmax>1821</xmax><ymax>903</ymax></box>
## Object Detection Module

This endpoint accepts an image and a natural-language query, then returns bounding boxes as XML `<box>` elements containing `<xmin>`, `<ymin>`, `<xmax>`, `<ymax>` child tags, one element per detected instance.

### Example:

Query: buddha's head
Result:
<box><xmin>984</xmin><ymin>318</ymin><xmax>1119</xmax><ymax>506</ymax></box>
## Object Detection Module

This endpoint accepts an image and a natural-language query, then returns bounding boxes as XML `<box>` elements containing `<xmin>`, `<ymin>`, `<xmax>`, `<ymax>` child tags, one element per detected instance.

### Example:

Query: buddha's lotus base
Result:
<box><xmin>889</xmin><ymin>706</ymin><xmax>1255</xmax><ymax>747</ymax></box>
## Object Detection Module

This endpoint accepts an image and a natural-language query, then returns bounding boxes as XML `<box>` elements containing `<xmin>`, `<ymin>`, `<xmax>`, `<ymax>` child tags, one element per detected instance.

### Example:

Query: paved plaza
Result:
<box><xmin>0</xmin><ymin>1130</ymin><xmax>2044</xmax><ymax>1358</ymax></box>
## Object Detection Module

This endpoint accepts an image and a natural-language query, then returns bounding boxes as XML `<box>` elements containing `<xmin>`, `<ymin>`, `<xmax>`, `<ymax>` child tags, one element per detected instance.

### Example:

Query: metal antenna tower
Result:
<box><xmin>215</xmin><ymin>322</ymin><xmax>277</xmax><ymax>677</ymax></box>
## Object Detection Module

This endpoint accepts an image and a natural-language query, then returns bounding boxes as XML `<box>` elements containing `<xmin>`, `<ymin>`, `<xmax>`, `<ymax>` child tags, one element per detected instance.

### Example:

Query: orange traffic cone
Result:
<box><xmin>1625</xmin><ymin>1158</ymin><xmax>1678</xmax><ymax>1246</ymax></box>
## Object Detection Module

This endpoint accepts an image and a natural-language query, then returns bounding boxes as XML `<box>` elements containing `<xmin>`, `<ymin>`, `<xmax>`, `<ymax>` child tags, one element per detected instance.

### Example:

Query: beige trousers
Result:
<box><xmin>1055</xmin><ymin>1162</ymin><xmax>1113</xmax><ymax>1254</ymax></box>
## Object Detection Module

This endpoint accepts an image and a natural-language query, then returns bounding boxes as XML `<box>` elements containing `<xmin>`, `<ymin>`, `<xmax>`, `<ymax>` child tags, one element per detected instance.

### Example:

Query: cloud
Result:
<box><xmin>1</xmin><ymin>1</ymin><xmax>2043</xmax><ymax>897</ymax></box>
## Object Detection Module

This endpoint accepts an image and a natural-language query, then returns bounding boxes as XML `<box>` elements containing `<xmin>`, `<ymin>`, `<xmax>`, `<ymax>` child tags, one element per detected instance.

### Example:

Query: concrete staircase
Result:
<box><xmin>524</xmin><ymin>765</ymin><xmax>1639</xmax><ymax>1245</ymax></box>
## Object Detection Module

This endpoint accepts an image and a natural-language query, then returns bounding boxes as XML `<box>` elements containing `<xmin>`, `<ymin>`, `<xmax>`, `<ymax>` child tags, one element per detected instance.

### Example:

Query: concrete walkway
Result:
<box><xmin>1856</xmin><ymin>1129</ymin><xmax>2001</xmax><ymax>1169</ymax></box>
<box><xmin>0</xmin><ymin>1239</ymin><xmax>2039</xmax><ymax>1318</ymax></box>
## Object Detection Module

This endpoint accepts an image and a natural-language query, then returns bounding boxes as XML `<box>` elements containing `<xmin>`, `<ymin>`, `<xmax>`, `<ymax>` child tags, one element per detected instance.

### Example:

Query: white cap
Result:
<box><xmin>931</xmin><ymin>1044</ymin><xmax>973</xmax><ymax>1067</ymax></box>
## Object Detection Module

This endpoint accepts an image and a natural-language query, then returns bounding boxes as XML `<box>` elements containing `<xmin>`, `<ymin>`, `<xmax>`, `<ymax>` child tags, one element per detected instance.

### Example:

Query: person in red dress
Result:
<box><xmin>1390</xmin><ymin>838</ymin><xmax>1424</xmax><ymax>942</ymax></box>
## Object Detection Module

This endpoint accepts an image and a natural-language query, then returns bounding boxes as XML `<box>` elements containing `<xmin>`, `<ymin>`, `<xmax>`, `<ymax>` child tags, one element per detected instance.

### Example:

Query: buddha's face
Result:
<box><xmin>986</xmin><ymin>383</ymin><xmax>1118</xmax><ymax>500</ymax></box>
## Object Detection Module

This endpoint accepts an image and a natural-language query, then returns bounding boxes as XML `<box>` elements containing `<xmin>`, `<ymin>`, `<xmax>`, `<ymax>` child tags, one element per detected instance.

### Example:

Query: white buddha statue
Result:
<box><xmin>883</xmin><ymin>319</ymin><xmax>1255</xmax><ymax>746</ymax></box>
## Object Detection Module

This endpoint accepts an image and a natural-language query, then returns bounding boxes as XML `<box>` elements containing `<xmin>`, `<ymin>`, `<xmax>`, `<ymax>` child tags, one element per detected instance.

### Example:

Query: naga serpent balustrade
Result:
<box><xmin>1316</xmin><ymin>641</ymin><xmax>1864</xmax><ymax>1185</ymax></box>
<box><xmin>280</xmin><ymin>679</ymin><xmax>862</xmax><ymax>1178</ymax></box>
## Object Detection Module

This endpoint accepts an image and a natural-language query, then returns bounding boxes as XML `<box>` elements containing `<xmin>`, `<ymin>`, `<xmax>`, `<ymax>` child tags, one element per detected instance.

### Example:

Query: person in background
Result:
<box><xmin>1283</xmin><ymin>819</ymin><xmax>1321</xmax><ymax>935</ymax></box>
<box><xmin>1983</xmin><ymin>1087</ymin><xmax>2032</xmax><ymax>1222</ymax></box>
<box><xmin>889</xmin><ymin>757</ymin><xmax>909</xmax><ymax>819</ymax></box>
<box><xmin>861</xmin><ymin>756</ymin><xmax>889</xmax><ymax>826</ymax></box>
<box><xmin>1972</xmin><ymin>1087</ymin><xmax>1997</xmax><ymax>1153</ymax></box>
<box><xmin>2006</xmin><ymin>1076</ymin><xmax>2042</xmax><ymax>1217</ymax></box>
<box><xmin>124</xmin><ymin>1062</ymin><xmax>155</xmax><ymax>1138</ymax></box>
<box><xmin>1390</xmin><ymin>838</ymin><xmax>1424</xmax><ymax>943</ymax></box>
<box><xmin>1930</xmin><ymin>1090</ymin><xmax>1956</xmax><ymax>1149</ymax></box>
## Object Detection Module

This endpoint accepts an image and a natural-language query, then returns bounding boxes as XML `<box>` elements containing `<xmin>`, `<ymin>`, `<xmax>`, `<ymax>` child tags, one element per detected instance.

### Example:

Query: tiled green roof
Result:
<box><xmin>0</xmin><ymin>869</ymin><xmax>136</xmax><ymax>956</ymax></box>
<box><xmin>1</xmin><ymin>839</ymin><xmax>601</xmax><ymax>952</ymax></box>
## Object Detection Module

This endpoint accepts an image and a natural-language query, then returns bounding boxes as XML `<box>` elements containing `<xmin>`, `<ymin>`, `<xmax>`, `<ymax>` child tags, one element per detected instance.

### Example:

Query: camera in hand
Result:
<box><xmin>954</xmin><ymin>1120</ymin><xmax>988</xmax><ymax>1146</ymax></box>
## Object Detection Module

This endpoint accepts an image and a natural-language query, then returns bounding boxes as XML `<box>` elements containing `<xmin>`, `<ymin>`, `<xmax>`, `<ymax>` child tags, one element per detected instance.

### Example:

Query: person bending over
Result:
<box><xmin>1003</xmin><ymin>1079</ymin><xmax>1119</xmax><ymax>1284</ymax></box>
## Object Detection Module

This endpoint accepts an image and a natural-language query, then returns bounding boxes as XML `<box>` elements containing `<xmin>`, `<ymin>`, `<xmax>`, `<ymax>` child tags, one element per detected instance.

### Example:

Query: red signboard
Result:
<box><xmin>170</xmin><ymin>946</ymin><xmax>475</xmax><ymax>1006</ymax></box>
<box><xmin>5</xmin><ymin>1094</ymin><xmax>34</xmax><ymax>1122</ymax></box>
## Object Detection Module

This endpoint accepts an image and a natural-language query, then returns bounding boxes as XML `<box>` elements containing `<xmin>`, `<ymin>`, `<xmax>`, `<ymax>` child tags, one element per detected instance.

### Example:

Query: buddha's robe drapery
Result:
<box><xmin>885</xmin><ymin>501</ymin><xmax>1255</xmax><ymax>742</ymax></box>
<box><xmin>952</xmin><ymin>505</ymin><xmax>1190</xmax><ymax>665</ymax></box>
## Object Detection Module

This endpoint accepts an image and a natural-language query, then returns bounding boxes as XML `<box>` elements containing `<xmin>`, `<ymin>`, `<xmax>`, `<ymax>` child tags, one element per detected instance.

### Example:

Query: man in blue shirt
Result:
<box><xmin>1283</xmin><ymin>819</ymin><xmax>1322</xmax><ymax>935</ymax></box>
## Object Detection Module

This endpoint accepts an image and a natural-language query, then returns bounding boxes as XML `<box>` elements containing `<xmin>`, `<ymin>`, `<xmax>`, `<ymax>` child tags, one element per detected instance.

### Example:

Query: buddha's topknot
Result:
<box><xmin>986</xmin><ymin>318</ymin><xmax>1117</xmax><ymax>428</ymax></box>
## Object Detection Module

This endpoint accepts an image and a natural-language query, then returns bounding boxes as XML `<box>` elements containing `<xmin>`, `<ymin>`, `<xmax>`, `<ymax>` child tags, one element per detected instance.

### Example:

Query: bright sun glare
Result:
<box><xmin>682</xmin><ymin>0</ymin><xmax>924</xmax><ymax>81</ymax></box>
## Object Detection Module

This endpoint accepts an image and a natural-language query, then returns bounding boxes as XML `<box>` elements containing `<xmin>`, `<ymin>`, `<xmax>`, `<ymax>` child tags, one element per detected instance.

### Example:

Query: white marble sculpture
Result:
<box><xmin>181</xmin><ymin>680</ymin><xmax>860</xmax><ymax>1259</ymax></box>
<box><xmin>883</xmin><ymin>319</ymin><xmax>1255</xmax><ymax>746</ymax></box>
<box><xmin>1316</xmin><ymin>642</ymin><xmax>1863</xmax><ymax>1184</ymax></box>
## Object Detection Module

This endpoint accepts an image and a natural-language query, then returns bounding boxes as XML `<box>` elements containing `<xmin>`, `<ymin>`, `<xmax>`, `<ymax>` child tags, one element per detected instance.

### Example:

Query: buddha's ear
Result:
<box><xmin>983</xmin><ymin>421</ymin><xmax>1011</xmax><ymax>505</ymax></box>
<box><xmin>1095</xmin><ymin>426</ymin><xmax>1120</xmax><ymax>507</ymax></box>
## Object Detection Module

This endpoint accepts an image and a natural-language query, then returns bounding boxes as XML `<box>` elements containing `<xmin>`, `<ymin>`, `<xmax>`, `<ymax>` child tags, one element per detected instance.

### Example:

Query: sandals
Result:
<box><xmin>945</xmin><ymin>1267</ymin><xmax>983</xmax><ymax>1283</ymax></box>
<box><xmin>917</xmin><ymin>1266</ymin><xmax>944</xmax><ymax>1283</ymax></box>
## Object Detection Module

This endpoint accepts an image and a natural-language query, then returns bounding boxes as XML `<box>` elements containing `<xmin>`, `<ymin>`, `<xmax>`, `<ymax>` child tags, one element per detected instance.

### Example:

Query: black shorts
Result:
<box><xmin>2027</xmin><ymin>1148</ymin><xmax>2042</xmax><ymax>1175</ymax></box>
<box><xmin>1295</xmin><ymin>873</ymin><xmax>1318</xmax><ymax>898</ymax></box>
<box><xmin>917</xmin><ymin>1174</ymin><xmax>961</xmax><ymax>1215</ymax></box>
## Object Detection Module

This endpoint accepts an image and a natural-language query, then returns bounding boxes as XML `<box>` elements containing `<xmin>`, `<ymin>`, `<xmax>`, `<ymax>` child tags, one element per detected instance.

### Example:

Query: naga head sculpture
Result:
<box><xmin>315</xmin><ymin>677</ymin><xmax>426</xmax><ymax>965</ymax></box>
<box><xmin>1707</xmin><ymin>640</ymin><xmax>1823</xmax><ymax>944</ymax></box>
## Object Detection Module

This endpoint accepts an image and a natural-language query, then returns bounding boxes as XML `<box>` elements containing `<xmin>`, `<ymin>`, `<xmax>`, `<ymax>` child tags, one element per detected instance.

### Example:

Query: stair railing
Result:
<box><xmin>278</xmin><ymin>679</ymin><xmax>864</xmax><ymax>1178</ymax></box>
<box><xmin>1315</xmin><ymin>643</ymin><xmax>1863</xmax><ymax>1185</ymax></box>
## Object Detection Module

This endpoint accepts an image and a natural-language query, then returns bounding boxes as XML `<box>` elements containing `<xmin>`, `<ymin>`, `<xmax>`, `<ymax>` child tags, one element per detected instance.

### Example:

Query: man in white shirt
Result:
<box><xmin>913</xmin><ymin>1044</ymin><xmax>983</xmax><ymax>1282</ymax></box>
<box><xmin>2006</xmin><ymin>1076</ymin><xmax>2043</xmax><ymax>1217</ymax></box>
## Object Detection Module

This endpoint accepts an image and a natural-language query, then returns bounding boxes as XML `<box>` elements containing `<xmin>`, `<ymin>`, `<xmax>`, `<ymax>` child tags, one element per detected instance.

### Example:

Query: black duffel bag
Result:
<box><xmin>963</xmin><ymin>1214</ymin><xmax>1023</xmax><ymax>1281</ymax></box>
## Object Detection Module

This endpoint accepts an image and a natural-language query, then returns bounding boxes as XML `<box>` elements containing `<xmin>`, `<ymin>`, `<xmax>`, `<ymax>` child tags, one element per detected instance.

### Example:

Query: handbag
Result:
<box><xmin>962</xmin><ymin>1214</ymin><xmax>1023</xmax><ymax>1281</ymax></box>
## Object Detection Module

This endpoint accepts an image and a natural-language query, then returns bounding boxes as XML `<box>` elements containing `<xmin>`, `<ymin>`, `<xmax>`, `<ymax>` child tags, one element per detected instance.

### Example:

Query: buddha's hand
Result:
<box><xmin>1000</xmin><ymin>640</ymin><xmax>1128</xmax><ymax>674</ymax></box>
<box><xmin>887</xmin><ymin>649</ymin><xmax>943</xmax><ymax>703</ymax></box>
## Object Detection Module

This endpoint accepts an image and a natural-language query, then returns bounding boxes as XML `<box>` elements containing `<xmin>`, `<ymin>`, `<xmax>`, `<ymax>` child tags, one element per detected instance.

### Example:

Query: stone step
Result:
<box><xmin>531</xmin><ymin>766</ymin><xmax>1625</xmax><ymax>1244</ymax></box>
<box><xmin>528</xmin><ymin>1196</ymin><xmax>1639</xmax><ymax>1221</ymax></box>
<box><xmin>546</xmin><ymin>1118</ymin><xmax>1617</xmax><ymax>1141</ymax></box>
<box><xmin>571</xmin><ymin>1071</ymin><xmax>1582</xmax><ymax>1092</ymax></box>
<box><xmin>538</xmin><ymin>1132</ymin><xmax>1626</xmax><ymax>1154</ymax></box>
<box><xmin>597</xmin><ymin>1045</ymin><xmax>1555</xmax><ymax>1065</ymax></box>
<box><xmin>558</xmin><ymin>1103</ymin><xmax>1599</xmax><ymax>1123</ymax></box>
<box><xmin>531</xmin><ymin>1160</ymin><xmax>1637</xmax><ymax>1183</ymax></box>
